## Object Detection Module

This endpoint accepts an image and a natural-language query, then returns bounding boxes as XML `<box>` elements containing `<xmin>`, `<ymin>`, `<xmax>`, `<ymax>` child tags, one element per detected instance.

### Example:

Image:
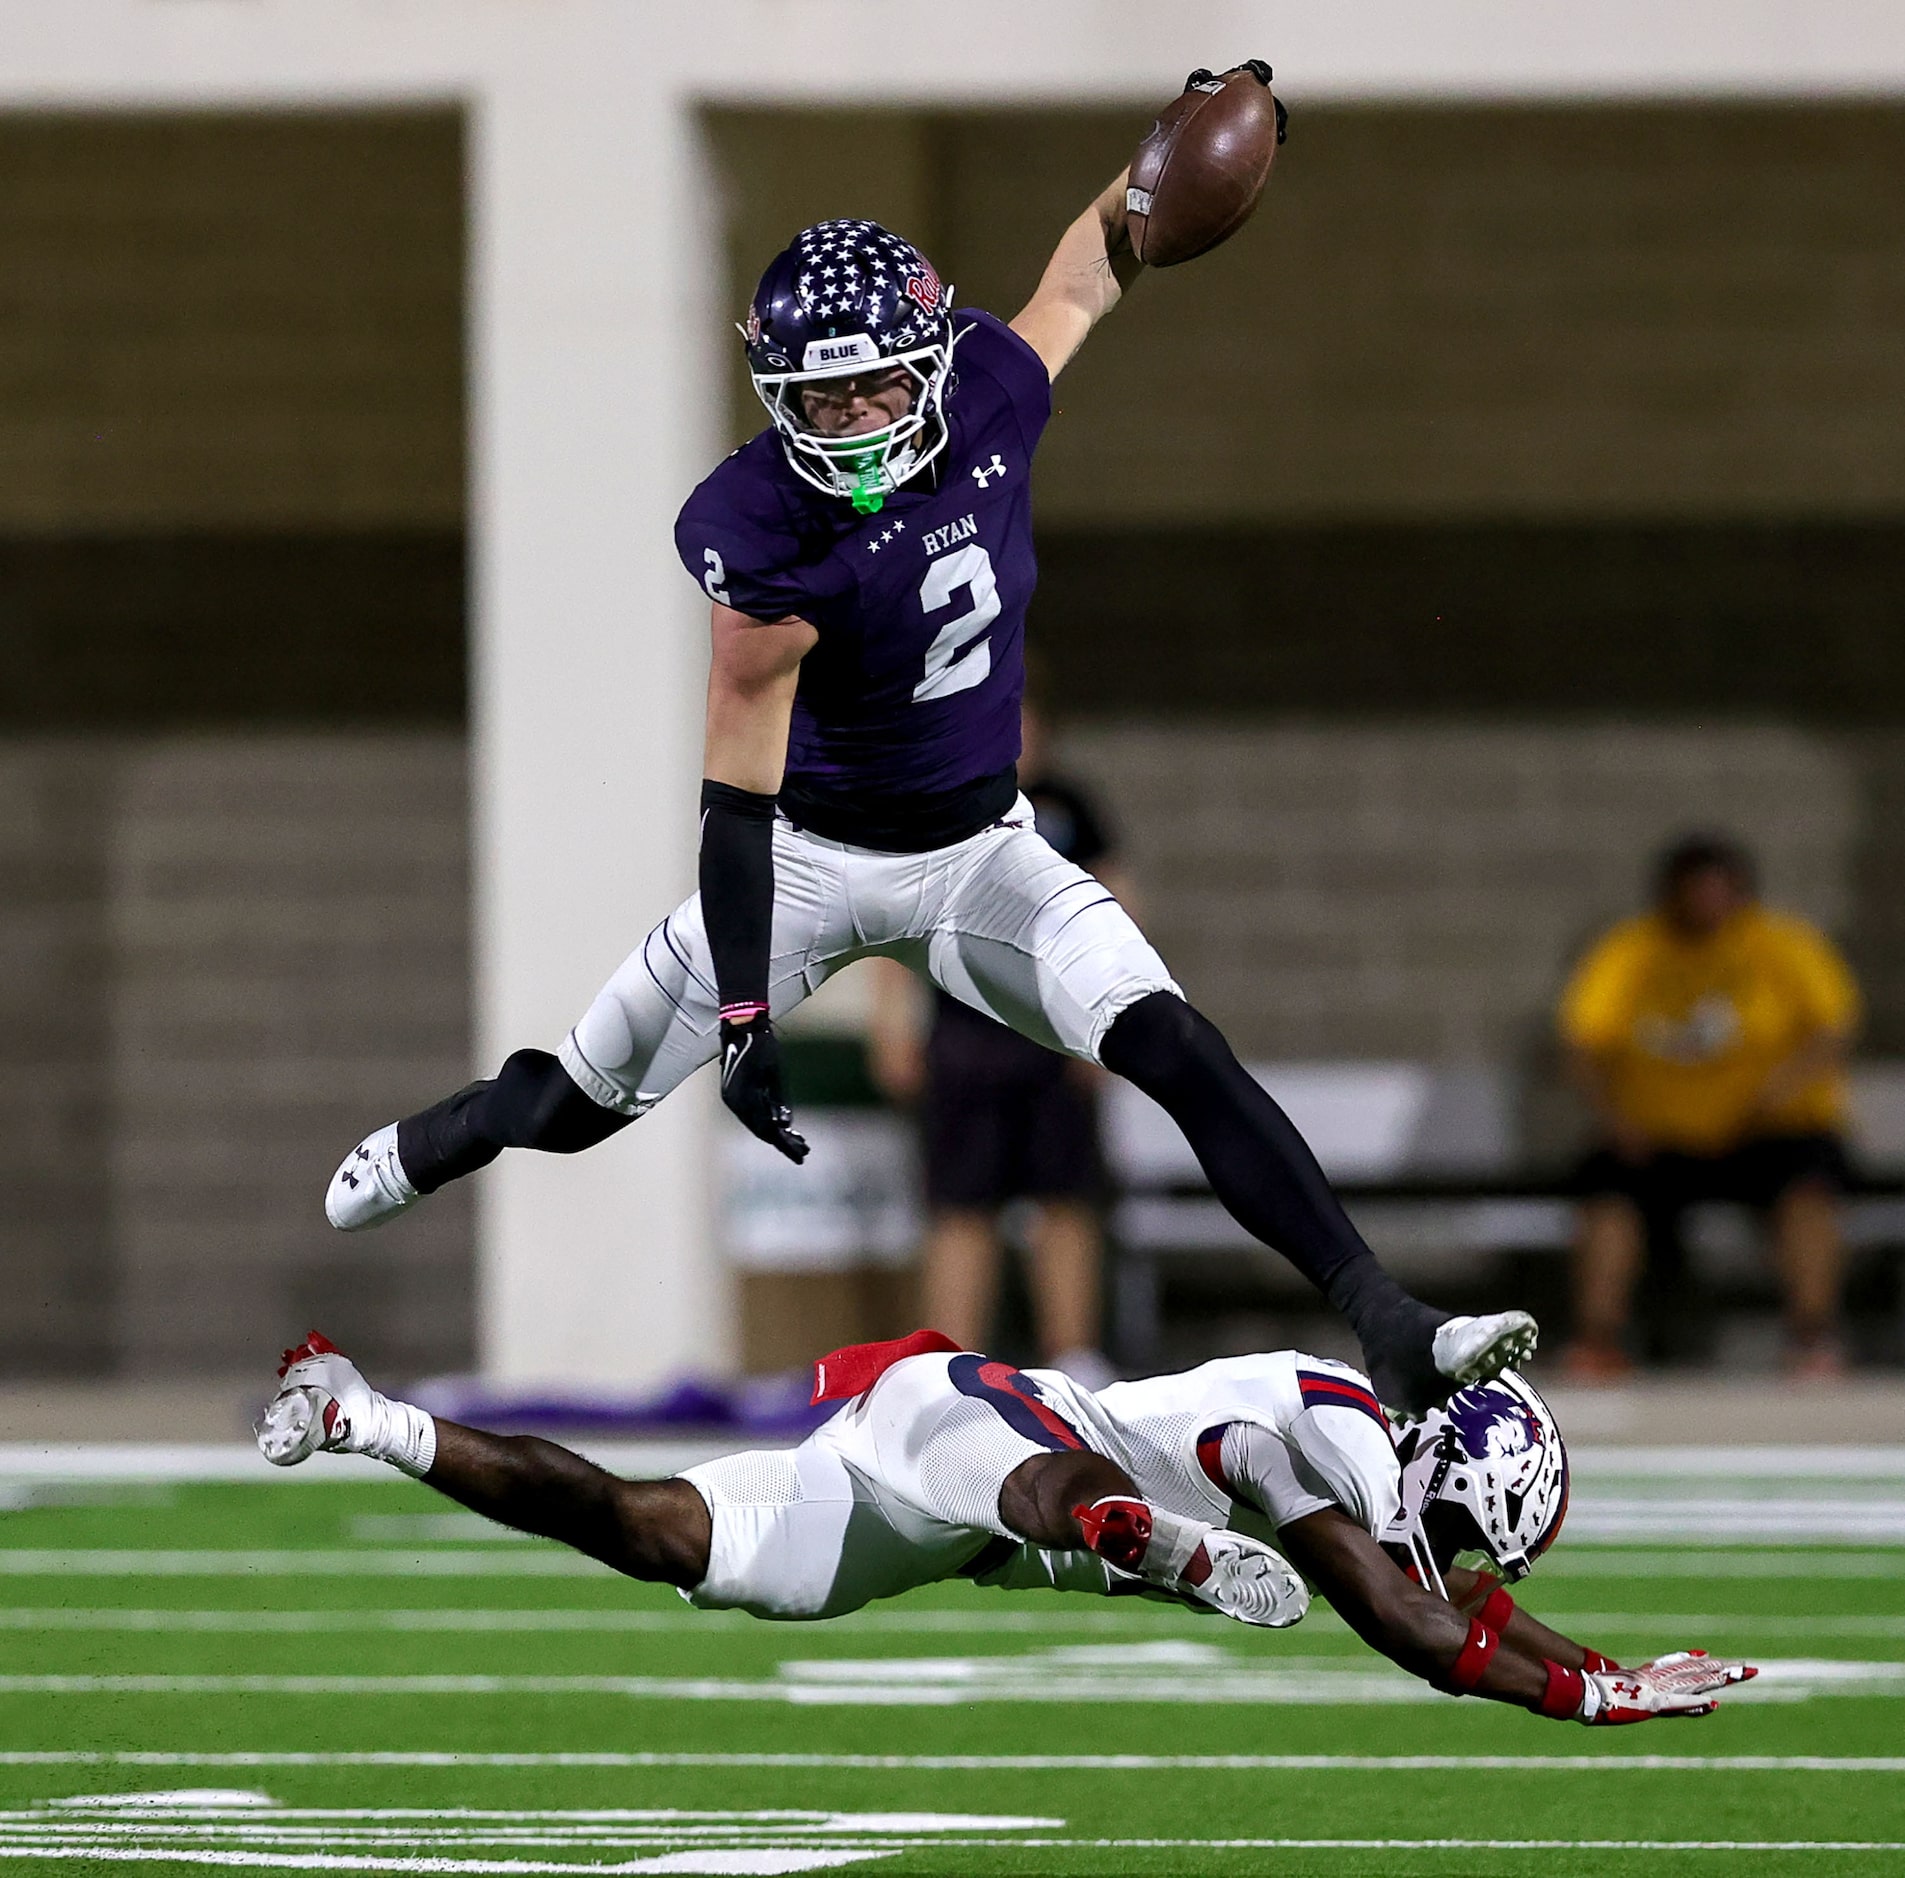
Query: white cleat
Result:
<box><xmin>1185</xmin><ymin>1526</ymin><xmax>1312</xmax><ymax>1630</ymax></box>
<box><xmin>325</xmin><ymin>1122</ymin><xmax>419</xmax><ymax>1231</ymax></box>
<box><xmin>1434</xmin><ymin>1311</ymin><xmax>1540</xmax><ymax>1389</ymax></box>
<box><xmin>255</xmin><ymin>1332</ymin><xmax>373</xmax><ymax>1467</ymax></box>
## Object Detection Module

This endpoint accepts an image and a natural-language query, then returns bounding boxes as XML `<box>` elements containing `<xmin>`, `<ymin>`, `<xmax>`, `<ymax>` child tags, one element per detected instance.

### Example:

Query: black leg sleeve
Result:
<box><xmin>396</xmin><ymin>1049</ymin><xmax>632</xmax><ymax>1194</ymax></box>
<box><xmin>1100</xmin><ymin>991</ymin><xmax>1445</xmax><ymax>1405</ymax></box>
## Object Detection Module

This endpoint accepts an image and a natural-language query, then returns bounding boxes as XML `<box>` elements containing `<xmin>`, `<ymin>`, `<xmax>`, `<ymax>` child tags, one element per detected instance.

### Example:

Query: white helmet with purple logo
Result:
<box><xmin>1387</xmin><ymin>1369</ymin><xmax>1568</xmax><ymax>1597</ymax></box>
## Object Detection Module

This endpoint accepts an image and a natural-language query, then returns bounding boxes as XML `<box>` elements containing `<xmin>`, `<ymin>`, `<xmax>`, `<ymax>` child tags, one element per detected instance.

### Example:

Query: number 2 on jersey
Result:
<box><xmin>913</xmin><ymin>544</ymin><xmax>999</xmax><ymax>703</ymax></box>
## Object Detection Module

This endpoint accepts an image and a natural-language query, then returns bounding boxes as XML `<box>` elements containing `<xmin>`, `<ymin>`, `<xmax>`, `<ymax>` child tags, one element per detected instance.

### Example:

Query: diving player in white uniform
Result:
<box><xmin>258</xmin><ymin>1328</ymin><xmax>1754</xmax><ymax>1726</ymax></box>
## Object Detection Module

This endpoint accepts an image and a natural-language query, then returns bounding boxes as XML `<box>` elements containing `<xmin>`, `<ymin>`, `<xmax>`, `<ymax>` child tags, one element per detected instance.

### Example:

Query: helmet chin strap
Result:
<box><xmin>1394</xmin><ymin>1424</ymin><xmax>1463</xmax><ymax>1601</ymax></box>
<box><xmin>1397</xmin><ymin>1511</ymin><xmax>1450</xmax><ymax>1601</ymax></box>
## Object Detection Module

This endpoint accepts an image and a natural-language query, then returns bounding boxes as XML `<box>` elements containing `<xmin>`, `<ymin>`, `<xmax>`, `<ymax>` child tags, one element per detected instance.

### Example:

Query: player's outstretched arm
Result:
<box><xmin>1009</xmin><ymin>170</ymin><xmax>1143</xmax><ymax>382</ymax></box>
<box><xmin>1443</xmin><ymin>1564</ymin><xmax>1613</xmax><ymax>1673</ymax></box>
<box><xmin>1278</xmin><ymin>1509</ymin><xmax>1755</xmax><ymax>1723</ymax></box>
<box><xmin>702</xmin><ymin>604</ymin><xmax>819</xmax><ymax>1162</ymax></box>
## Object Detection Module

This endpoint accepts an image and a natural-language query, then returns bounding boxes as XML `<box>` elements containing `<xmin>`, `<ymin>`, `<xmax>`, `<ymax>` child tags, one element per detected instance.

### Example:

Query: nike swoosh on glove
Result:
<box><xmin>1580</xmin><ymin>1650</ymin><xmax>1757</xmax><ymax>1724</ymax></box>
<box><xmin>718</xmin><ymin>1017</ymin><xmax>809</xmax><ymax>1163</ymax></box>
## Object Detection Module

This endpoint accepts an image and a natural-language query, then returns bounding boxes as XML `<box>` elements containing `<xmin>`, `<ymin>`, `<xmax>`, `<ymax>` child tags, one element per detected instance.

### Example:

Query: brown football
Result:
<box><xmin>1125</xmin><ymin>63</ymin><xmax>1284</xmax><ymax>268</ymax></box>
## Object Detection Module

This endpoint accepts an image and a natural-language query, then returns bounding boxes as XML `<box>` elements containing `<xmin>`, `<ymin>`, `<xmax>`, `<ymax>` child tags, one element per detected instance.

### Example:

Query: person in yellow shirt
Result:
<box><xmin>1558</xmin><ymin>834</ymin><xmax>1861</xmax><ymax>1382</ymax></box>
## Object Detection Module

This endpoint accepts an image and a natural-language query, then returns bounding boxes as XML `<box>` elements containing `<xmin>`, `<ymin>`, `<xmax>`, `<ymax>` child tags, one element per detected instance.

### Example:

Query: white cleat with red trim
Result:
<box><xmin>1074</xmin><ymin>1495</ymin><xmax>1309</xmax><ymax>1629</ymax></box>
<box><xmin>256</xmin><ymin>1332</ymin><xmax>375</xmax><ymax>1467</ymax></box>
<box><xmin>255</xmin><ymin>1331</ymin><xmax>436</xmax><ymax>1477</ymax></box>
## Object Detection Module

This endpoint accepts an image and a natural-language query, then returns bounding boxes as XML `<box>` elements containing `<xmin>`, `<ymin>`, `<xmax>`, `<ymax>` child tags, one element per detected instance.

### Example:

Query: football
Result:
<box><xmin>1125</xmin><ymin>62</ymin><xmax>1286</xmax><ymax>268</ymax></box>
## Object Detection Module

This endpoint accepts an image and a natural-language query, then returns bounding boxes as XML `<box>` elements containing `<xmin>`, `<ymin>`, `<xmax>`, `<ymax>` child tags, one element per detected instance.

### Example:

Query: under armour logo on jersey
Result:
<box><xmin>971</xmin><ymin>454</ymin><xmax>1008</xmax><ymax>489</ymax></box>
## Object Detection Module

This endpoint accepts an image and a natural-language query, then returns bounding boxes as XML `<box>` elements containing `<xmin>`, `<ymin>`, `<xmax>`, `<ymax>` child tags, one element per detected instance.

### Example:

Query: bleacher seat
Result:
<box><xmin>722</xmin><ymin>1060</ymin><xmax>1905</xmax><ymax>1365</ymax></box>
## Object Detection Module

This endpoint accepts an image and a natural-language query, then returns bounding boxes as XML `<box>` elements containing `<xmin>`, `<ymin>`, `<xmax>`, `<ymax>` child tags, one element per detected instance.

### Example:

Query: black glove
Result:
<box><xmin>718</xmin><ymin>1017</ymin><xmax>809</xmax><ymax>1163</ymax></box>
<box><xmin>1185</xmin><ymin>62</ymin><xmax>1287</xmax><ymax>143</ymax></box>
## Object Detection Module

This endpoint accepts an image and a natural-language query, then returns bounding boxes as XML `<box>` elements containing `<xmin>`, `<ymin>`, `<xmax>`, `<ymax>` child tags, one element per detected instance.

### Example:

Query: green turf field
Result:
<box><xmin>0</xmin><ymin>1473</ymin><xmax>1901</xmax><ymax>1876</ymax></box>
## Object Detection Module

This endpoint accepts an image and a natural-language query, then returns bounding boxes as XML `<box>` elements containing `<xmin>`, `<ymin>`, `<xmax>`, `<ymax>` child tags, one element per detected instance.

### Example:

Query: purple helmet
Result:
<box><xmin>1386</xmin><ymin>1370</ymin><xmax>1569</xmax><ymax>1596</ymax></box>
<box><xmin>743</xmin><ymin>220</ymin><xmax>956</xmax><ymax>513</ymax></box>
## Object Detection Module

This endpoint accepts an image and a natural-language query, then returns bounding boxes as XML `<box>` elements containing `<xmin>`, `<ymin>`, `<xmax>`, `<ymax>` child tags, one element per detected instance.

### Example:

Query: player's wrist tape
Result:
<box><xmin>719</xmin><ymin>1003</ymin><xmax>769</xmax><ymax>1025</ymax></box>
<box><xmin>1441</xmin><ymin>1618</ymin><xmax>1500</xmax><ymax>1694</ymax></box>
<box><xmin>1476</xmin><ymin>1584</ymin><xmax>1516</xmax><ymax>1632</ymax></box>
<box><xmin>1581</xmin><ymin>1647</ymin><xmax>1620</xmax><ymax>1674</ymax></box>
<box><xmin>1539</xmin><ymin>1659</ymin><xmax>1588</xmax><ymax>1720</ymax></box>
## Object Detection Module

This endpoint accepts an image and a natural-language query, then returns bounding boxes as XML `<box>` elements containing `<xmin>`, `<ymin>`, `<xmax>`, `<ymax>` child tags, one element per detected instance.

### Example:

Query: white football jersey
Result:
<box><xmin>1023</xmin><ymin>1350</ymin><xmax>1403</xmax><ymax>1542</ymax></box>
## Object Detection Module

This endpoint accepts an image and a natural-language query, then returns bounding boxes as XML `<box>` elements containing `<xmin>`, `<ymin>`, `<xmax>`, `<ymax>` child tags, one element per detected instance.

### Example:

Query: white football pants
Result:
<box><xmin>679</xmin><ymin>1352</ymin><xmax>1116</xmax><ymax>1620</ymax></box>
<box><xmin>559</xmin><ymin>795</ymin><xmax>1179</xmax><ymax>1117</ymax></box>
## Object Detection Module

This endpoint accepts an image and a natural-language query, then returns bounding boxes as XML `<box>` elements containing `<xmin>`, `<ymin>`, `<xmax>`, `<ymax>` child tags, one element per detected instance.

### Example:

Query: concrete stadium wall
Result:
<box><xmin>0</xmin><ymin>109</ymin><xmax>462</xmax><ymax>534</ymax></box>
<box><xmin>0</xmin><ymin>109</ymin><xmax>478</xmax><ymax>1380</ymax></box>
<box><xmin>0</xmin><ymin>735</ymin><xmax>472</xmax><ymax>1380</ymax></box>
<box><xmin>11</xmin><ymin>720</ymin><xmax>1900</xmax><ymax>1378</ymax></box>
<box><xmin>715</xmin><ymin>101</ymin><xmax>1905</xmax><ymax>522</ymax></box>
<box><xmin>7</xmin><ymin>83</ymin><xmax>1905</xmax><ymax>1377</ymax></box>
<box><xmin>1057</xmin><ymin>721</ymin><xmax>1870</xmax><ymax>1065</ymax></box>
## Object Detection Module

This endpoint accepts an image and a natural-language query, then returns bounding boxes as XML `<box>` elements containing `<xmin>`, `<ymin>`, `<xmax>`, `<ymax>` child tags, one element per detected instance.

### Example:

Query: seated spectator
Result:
<box><xmin>1558</xmin><ymin>834</ymin><xmax>1861</xmax><ymax>1382</ymax></box>
<box><xmin>866</xmin><ymin>700</ymin><xmax>1125</xmax><ymax>1388</ymax></box>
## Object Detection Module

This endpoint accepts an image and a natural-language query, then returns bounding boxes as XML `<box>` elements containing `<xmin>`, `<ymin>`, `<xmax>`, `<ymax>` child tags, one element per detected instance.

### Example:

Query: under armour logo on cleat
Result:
<box><xmin>971</xmin><ymin>454</ymin><xmax>1007</xmax><ymax>488</ymax></box>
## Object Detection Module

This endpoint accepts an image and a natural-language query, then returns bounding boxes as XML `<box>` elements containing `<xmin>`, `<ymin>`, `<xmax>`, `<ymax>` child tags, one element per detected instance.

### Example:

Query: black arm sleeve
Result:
<box><xmin>699</xmin><ymin>780</ymin><xmax>778</xmax><ymax>1020</ymax></box>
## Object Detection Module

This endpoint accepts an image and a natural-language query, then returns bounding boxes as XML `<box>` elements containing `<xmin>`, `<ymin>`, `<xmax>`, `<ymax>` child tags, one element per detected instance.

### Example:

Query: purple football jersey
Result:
<box><xmin>675</xmin><ymin>309</ymin><xmax>1051</xmax><ymax>850</ymax></box>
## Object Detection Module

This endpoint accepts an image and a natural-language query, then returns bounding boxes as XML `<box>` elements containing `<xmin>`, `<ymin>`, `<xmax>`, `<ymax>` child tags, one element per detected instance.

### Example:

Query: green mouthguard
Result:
<box><xmin>848</xmin><ymin>456</ymin><xmax>885</xmax><ymax>515</ymax></box>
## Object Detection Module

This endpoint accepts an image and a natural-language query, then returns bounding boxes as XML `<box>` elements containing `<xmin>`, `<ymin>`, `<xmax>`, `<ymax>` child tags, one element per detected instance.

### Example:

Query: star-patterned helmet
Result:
<box><xmin>1385</xmin><ymin>1370</ymin><xmax>1569</xmax><ymax>1598</ymax></box>
<box><xmin>743</xmin><ymin>220</ymin><xmax>957</xmax><ymax>513</ymax></box>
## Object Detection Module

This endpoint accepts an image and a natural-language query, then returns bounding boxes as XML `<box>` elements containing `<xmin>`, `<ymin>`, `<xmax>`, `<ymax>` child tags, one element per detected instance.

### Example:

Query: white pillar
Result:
<box><xmin>469</xmin><ymin>45</ymin><xmax>726</xmax><ymax>1390</ymax></box>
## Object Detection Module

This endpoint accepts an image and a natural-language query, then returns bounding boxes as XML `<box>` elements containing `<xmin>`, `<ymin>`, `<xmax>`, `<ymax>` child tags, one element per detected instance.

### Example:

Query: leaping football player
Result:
<box><xmin>324</xmin><ymin>117</ymin><xmax>1534</xmax><ymax>1414</ymax></box>
<box><xmin>260</xmin><ymin>1326</ymin><xmax>1755</xmax><ymax>1726</ymax></box>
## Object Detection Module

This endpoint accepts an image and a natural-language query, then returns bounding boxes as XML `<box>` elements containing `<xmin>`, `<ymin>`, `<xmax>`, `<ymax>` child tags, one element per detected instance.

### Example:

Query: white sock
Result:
<box><xmin>351</xmin><ymin>1391</ymin><xmax>438</xmax><ymax>1479</ymax></box>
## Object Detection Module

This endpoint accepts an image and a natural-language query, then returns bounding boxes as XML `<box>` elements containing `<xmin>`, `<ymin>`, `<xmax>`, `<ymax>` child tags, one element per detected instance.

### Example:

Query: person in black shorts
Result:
<box><xmin>868</xmin><ymin>701</ymin><xmax>1123</xmax><ymax>1385</ymax></box>
<box><xmin>1558</xmin><ymin>835</ymin><xmax>1862</xmax><ymax>1379</ymax></box>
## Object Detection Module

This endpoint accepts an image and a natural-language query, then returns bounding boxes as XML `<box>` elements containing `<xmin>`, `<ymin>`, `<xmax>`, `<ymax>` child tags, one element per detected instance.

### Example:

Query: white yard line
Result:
<box><xmin>741</xmin><ymin>1840</ymin><xmax>1905</xmax><ymax>1853</ymax></box>
<box><xmin>4</xmin><ymin>1750</ymin><xmax>1905</xmax><ymax>1771</ymax></box>
<box><xmin>0</xmin><ymin>1835</ymin><xmax>1903</xmax><ymax>1866</ymax></box>
<box><xmin>0</xmin><ymin>1444</ymin><xmax>746</xmax><ymax>1485</ymax></box>
<box><xmin>1567</xmin><ymin>1505</ymin><xmax>1905</xmax><ymax>1543</ymax></box>
<box><xmin>25</xmin><ymin>1794</ymin><xmax>1900</xmax><ymax>1875</ymax></box>
<box><xmin>2</xmin><ymin>1442</ymin><xmax>1902</xmax><ymax>1482</ymax></box>
<box><xmin>1536</xmin><ymin>1551</ymin><xmax>1905</xmax><ymax>1577</ymax></box>
<box><xmin>0</xmin><ymin>1657</ymin><xmax>1897</xmax><ymax>1704</ymax></box>
<box><xmin>1</xmin><ymin>1546</ymin><xmax>1901</xmax><ymax>1579</ymax></box>
<box><xmin>0</xmin><ymin>1851</ymin><xmax>886</xmax><ymax>1874</ymax></box>
<box><xmin>0</xmin><ymin>1553</ymin><xmax>605</xmax><ymax>1577</ymax></box>
<box><xmin>2</xmin><ymin>1606</ymin><xmax>1901</xmax><ymax>1638</ymax></box>
<box><xmin>1</xmin><ymin>1812</ymin><xmax>1058</xmax><ymax>1829</ymax></box>
<box><xmin>0</xmin><ymin>1608</ymin><xmax>1283</xmax><ymax>1636</ymax></box>
<box><xmin>1500</xmin><ymin>1612</ymin><xmax>1905</xmax><ymax>1637</ymax></box>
